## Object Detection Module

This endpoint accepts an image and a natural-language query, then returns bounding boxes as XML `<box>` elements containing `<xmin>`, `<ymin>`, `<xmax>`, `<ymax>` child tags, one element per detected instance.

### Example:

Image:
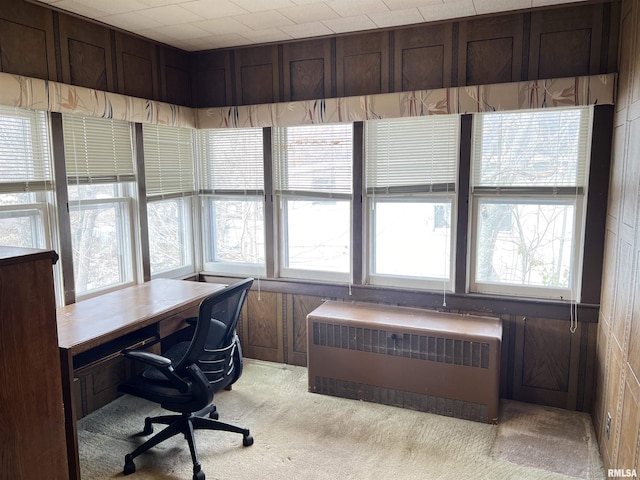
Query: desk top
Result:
<box><xmin>57</xmin><ymin>279</ymin><xmax>225</xmax><ymax>354</ymax></box>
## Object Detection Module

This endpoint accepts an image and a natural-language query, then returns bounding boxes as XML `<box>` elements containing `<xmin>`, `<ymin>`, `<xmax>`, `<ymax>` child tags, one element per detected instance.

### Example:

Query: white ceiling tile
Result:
<box><xmin>138</xmin><ymin>0</ymin><xmax>193</xmax><ymax>6</ymax></box>
<box><xmin>242</xmin><ymin>28</ymin><xmax>294</xmax><ymax>43</ymax></box>
<box><xmin>180</xmin><ymin>0</ymin><xmax>249</xmax><ymax>19</ymax></box>
<box><xmin>322</xmin><ymin>14</ymin><xmax>378</xmax><ymax>34</ymax></box>
<box><xmin>418</xmin><ymin>0</ymin><xmax>475</xmax><ymax>21</ymax></box>
<box><xmin>136</xmin><ymin>5</ymin><xmax>204</xmax><ymax>25</ymax></box>
<box><xmin>100</xmin><ymin>12</ymin><xmax>164</xmax><ymax>30</ymax></box>
<box><xmin>473</xmin><ymin>0</ymin><xmax>531</xmax><ymax>15</ymax></box>
<box><xmin>382</xmin><ymin>0</ymin><xmax>442</xmax><ymax>10</ymax></box>
<box><xmin>233</xmin><ymin>10</ymin><xmax>295</xmax><ymax>30</ymax></box>
<box><xmin>192</xmin><ymin>17</ymin><xmax>252</xmax><ymax>35</ymax></box>
<box><xmin>135</xmin><ymin>27</ymin><xmax>180</xmax><ymax>43</ymax></box>
<box><xmin>160</xmin><ymin>23</ymin><xmax>212</xmax><ymax>39</ymax></box>
<box><xmin>88</xmin><ymin>0</ymin><xmax>149</xmax><ymax>17</ymax></box>
<box><xmin>48</xmin><ymin>0</ymin><xmax>110</xmax><ymax>18</ymax></box>
<box><xmin>230</xmin><ymin>0</ymin><xmax>296</xmax><ymax>13</ymax></box>
<box><xmin>327</xmin><ymin>0</ymin><xmax>389</xmax><ymax>17</ymax></box>
<box><xmin>290</xmin><ymin>0</ymin><xmax>327</xmax><ymax>4</ymax></box>
<box><xmin>368</xmin><ymin>8</ymin><xmax>424</xmax><ymax>28</ymax></box>
<box><xmin>278</xmin><ymin>3</ymin><xmax>340</xmax><ymax>23</ymax></box>
<box><xmin>192</xmin><ymin>33</ymin><xmax>254</xmax><ymax>49</ymax></box>
<box><xmin>280</xmin><ymin>21</ymin><xmax>334</xmax><ymax>38</ymax></box>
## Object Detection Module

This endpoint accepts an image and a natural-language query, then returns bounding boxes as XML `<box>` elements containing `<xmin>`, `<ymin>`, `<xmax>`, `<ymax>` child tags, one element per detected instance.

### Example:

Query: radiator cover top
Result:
<box><xmin>307</xmin><ymin>301</ymin><xmax>502</xmax><ymax>424</ymax></box>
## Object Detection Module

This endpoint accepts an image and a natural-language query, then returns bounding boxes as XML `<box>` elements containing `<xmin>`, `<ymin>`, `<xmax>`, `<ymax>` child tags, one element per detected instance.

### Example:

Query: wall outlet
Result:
<box><xmin>605</xmin><ymin>412</ymin><xmax>612</xmax><ymax>439</ymax></box>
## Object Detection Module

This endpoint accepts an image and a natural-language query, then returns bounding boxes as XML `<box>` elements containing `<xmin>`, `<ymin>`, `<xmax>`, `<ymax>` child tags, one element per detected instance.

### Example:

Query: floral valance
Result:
<box><xmin>0</xmin><ymin>71</ymin><xmax>616</xmax><ymax>130</ymax></box>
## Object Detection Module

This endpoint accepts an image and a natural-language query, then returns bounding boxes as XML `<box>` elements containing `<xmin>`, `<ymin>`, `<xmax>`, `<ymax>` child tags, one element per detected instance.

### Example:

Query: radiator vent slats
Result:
<box><xmin>313</xmin><ymin>321</ymin><xmax>491</xmax><ymax>369</ymax></box>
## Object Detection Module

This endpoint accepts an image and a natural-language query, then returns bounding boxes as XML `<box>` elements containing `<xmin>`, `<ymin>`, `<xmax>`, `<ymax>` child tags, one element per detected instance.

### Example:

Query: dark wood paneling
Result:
<box><xmin>458</xmin><ymin>14</ymin><xmax>523</xmax><ymax>86</ymax></box>
<box><xmin>529</xmin><ymin>4</ymin><xmax>604</xmax><ymax>79</ymax></box>
<box><xmin>115</xmin><ymin>32</ymin><xmax>159</xmax><ymax>101</ymax></box>
<box><xmin>58</xmin><ymin>14</ymin><xmax>113</xmax><ymax>92</ymax></box>
<box><xmin>336</xmin><ymin>31</ymin><xmax>389</xmax><ymax>97</ymax></box>
<box><xmin>282</xmin><ymin>38</ymin><xmax>332</xmax><ymax>101</ymax></box>
<box><xmin>192</xmin><ymin>50</ymin><xmax>232</xmax><ymax>107</ymax></box>
<box><xmin>286</xmin><ymin>294</ymin><xmax>323</xmax><ymax>366</ymax></box>
<box><xmin>234</xmin><ymin>45</ymin><xmax>279</xmax><ymax>105</ymax></box>
<box><xmin>160</xmin><ymin>46</ymin><xmax>192</xmax><ymax>106</ymax></box>
<box><xmin>0</xmin><ymin>0</ymin><xmax>56</xmax><ymax>80</ymax></box>
<box><xmin>395</xmin><ymin>23</ymin><xmax>452</xmax><ymax>91</ymax></box>
<box><xmin>240</xmin><ymin>290</ymin><xmax>283</xmax><ymax>362</ymax></box>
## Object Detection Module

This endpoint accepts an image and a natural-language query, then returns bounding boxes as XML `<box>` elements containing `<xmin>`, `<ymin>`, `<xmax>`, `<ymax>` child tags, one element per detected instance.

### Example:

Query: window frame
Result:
<box><xmin>467</xmin><ymin>106</ymin><xmax>593</xmax><ymax>301</ymax></box>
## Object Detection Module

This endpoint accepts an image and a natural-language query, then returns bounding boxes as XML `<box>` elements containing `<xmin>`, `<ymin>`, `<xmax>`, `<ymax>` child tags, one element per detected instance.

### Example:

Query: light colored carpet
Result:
<box><xmin>78</xmin><ymin>359</ymin><xmax>605</xmax><ymax>480</ymax></box>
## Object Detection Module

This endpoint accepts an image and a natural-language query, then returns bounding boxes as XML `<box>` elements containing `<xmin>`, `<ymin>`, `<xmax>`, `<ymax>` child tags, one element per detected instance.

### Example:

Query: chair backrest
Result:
<box><xmin>174</xmin><ymin>278</ymin><xmax>253</xmax><ymax>390</ymax></box>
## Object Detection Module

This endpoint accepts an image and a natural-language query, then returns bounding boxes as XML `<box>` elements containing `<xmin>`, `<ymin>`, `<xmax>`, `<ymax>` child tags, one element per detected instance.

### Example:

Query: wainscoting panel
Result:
<box><xmin>234</xmin><ymin>45</ymin><xmax>279</xmax><ymax>106</ymax></box>
<box><xmin>282</xmin><ymin>38</ymin><xmax>332</xmax><ymax>101</ymax></box>
<box><xmin>192</xmin><ymin>50</ymin><xmax>232</xmax><ymax>108</ymax></box>
<box><xmin>115</xmin><ymin>32</ymin><xmax>159</xmax><ymax>102</ymax></box>
<box><xmin>457</xmin><ymin>14</ymin><xmax>523</xmax><ymax>86</ymax></box>
<box><xmin>58</xmin><ymin>14</ymin><xmax>113</xmax><ymax>92</ymax></box>
<box><xmin>285</xmin><ymin>294</ymin><xmax>324</xmax><ymax>366</ymax></box>
<box><xmin>393</xmin><ymin>23</ymin><xmax>452</xmax><ymax>92</ymax></box>
<box><xmin>336</xmin><ymin>31</ymin><xmax>389</xmax><ymax>97</ymax></box>
<box><xmin>161</xmin><ymin>47</ymin><xmax>192</xmax><ymax>107</ymax></box>
<box><xmin>0</xmin><ymin>0</ymin><xmax>56</xmax><ymax>81</ymax></box>
<box><xmin>240</xmin><ymin>290</ymin><xmax>284</xmax><ymax>363</ymax></box>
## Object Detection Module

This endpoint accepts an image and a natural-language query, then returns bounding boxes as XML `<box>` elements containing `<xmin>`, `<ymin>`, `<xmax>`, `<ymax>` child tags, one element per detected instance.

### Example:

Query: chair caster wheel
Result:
<box><xmin>210</xmin><ymin>411</ymin><xmax>219</xmax><ymax>420</ymax></box>
<box><xmin>123</xmin><ymin>455</ymin><xmax>136</xmax><ymax>475</ymax></box>
<box><xmin>243</xmin><ymin>434</ymin><xmax>254</xmax><ymax>447</ymax></box>
<box><xmin>193</xmin><ymin>469</ymin><xmax>205</xmax><ymax>480</ymax></box>
<box><xmin>143</xmin><ymin>417</ymin><xmax>154</xmax><ymax>435</ymax></box>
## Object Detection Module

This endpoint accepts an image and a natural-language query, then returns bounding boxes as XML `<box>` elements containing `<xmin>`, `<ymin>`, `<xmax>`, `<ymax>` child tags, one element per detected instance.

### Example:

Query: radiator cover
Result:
<box><xmin>307</xmin><ymin>301</ymin><xmax>502</xmax><ymax>423</ymax></box>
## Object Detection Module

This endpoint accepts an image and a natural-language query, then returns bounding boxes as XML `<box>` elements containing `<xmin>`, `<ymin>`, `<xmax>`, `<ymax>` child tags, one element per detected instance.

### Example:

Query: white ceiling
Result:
<box><xmin>32</xmin><ymin>0</ymin><xmax>588</xmax><ymax>52</ymax></box>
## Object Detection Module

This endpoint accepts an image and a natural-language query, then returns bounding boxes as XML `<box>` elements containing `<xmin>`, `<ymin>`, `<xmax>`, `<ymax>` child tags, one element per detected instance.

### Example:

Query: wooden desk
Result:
<box><xmin>57</xmin><ymin>278</ymin><xmax>225</xmax><ymax>480</ymax></box>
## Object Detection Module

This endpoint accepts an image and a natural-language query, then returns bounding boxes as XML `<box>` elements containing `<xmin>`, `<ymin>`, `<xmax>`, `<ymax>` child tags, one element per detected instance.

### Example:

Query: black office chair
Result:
<box><xmin>118</xmin><ymin>278</ymin><xmax>254</xmax><ymax>480</ymax></box>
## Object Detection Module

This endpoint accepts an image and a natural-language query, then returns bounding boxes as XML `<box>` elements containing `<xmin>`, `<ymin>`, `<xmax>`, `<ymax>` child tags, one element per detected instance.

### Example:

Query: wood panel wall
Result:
<box><xmin>0</xmin><ymin>0</ymin><xmax>192</xmax><ymax>105</ymax></box>
<box><xmin>595</xmin><ymin>0</ymin><xmax>640</xmax><ymax>473</ymax></box>
<box><xmin>192</xmin><ymin>2</ymin><xmax>619</xmax><ymax>107</ymax></box>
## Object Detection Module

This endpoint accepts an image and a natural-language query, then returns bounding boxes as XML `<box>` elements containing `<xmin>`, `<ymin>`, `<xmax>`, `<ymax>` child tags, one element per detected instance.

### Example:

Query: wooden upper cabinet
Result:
<box><xmin>282</xmin><ymin>38</ymin><xmax>332</xmax><ymax>102</ymax></box>
<box><xmin>58</xmin><ymin>14</ymin><xmax>114</xmax><ymax>92</ymax></box>
<box><xmin>529</xmin><ymin>4</ymin><xmax>605</xmax><ymax>80</ymax></box>
<box><xmin>394</xmin><ymin>24</ymin><xmax>453</xmax><ymax>91</ymax></box>
<box><xmin>0</xmin><ymin>0</ymin><xmax>57</xmax><ymax>81</ymax></box>
<box><xmin>458</xmin><ymin>13</ymin><xmax>524</xmax><ymax>86</ymax></box>
<box><xmin>234</xmin><ymin>45</ymin><xmax>279</xmax><ymax>106</ymax></box>
<box><xmin>115</xmin><ymin>32</ymin><xmax>160</xmax><ymax>101</ymax></box>
<box><xmin>336</xmin><ymin>31</ymin><xmax>389</xmax><ymax>97</ymax></box>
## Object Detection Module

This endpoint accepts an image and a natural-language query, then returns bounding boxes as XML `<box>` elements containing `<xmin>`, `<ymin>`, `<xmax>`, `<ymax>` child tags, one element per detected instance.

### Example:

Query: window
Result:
<box><xmin>63</xmin><ymin>114</ymin><xmax>137</xmax><ymax>298</ymax></box>
<box><xmin>365</xmin><ymin>115</ymin><xmax>459</xmax><ymax>289</ymax></box>
<box><xmin>198</xmin><ymin>128</ymin><xmax>265</xmax><ymax>275</ymax></box>
<box><xmin>0</xmin><ymin>106</ymin><xmax>53</xmax><ymax>249</ymax></box>
<box><xmin>469</xmin><ymin>107</ymin><xmax>593</xmax><ymax>300</ymax></box>
<box><xmin>143</xmin><ymin>124</ymin><xmax>195</xmax><ymax>278</ymax></box>
<box><xmin>274</xmin><ymin>123</ymin><xmax>353</xmax><ymax>281</ymax></box>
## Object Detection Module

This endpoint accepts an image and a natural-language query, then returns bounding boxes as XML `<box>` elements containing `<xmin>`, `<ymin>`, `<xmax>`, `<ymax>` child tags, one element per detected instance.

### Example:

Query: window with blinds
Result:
<box><xmin>62</xmin><ymin>114</ymin><xmax>135</xmax><ymax>184</ymax></box>
<box><xmin>143</xmin><ymin>124</ymin><xmax>195</xmax><ymax>201</ymax></box>
<box><xmin>0</xmin><ymin>106</ymin><xmax>52</xmax><ymax>194</ymax></box>
<box><xmin>364</xmin><ymin>115</ymin><xmax>459</xmax><ymax>287</ymax></box>
<box><xmin>198</xmin><ymin>128</ymin><xmax>264</xmax><ymax>194</ymax></box>
<box><xmin>197</xmin><ymin>128</ymin><xmax>266</xmax><ymax>274</ymax></box>
<box><xmin>274</xmin><ymin>123</ymin><xmax>352</xmax><ymax>198</ymax></box>
<box><xmin>469</xmin><ymin>106</ymin><xmax>593</xmax><ymax>299</ymax></box>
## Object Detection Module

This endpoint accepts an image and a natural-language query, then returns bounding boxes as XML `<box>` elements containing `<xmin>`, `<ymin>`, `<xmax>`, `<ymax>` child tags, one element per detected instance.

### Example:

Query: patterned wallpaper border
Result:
<box><xmin>0</xmin><ymin>71</ymin><xmax>616</xmax><ymax>129</ymax></box>
<box><xmin>197</xmin><ymin>74</ymin><xmax>617</xmax><ymax>129</ymax></box>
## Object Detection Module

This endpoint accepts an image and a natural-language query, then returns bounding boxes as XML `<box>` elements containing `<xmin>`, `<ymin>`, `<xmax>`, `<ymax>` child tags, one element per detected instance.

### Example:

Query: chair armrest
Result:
<box><xmin>185</xmin><ymin>317</ymin><xmax>198</xmax><ymax>326</ymax></box>
<box><xmin>122</xmin><ymin>349</ymin><xmax>171</xmax><ymax>368</ymax></box>
<box><xmin>121</xmin><ymin>349</ymin><xmax>191</xmax><ymax>393</ymax></box>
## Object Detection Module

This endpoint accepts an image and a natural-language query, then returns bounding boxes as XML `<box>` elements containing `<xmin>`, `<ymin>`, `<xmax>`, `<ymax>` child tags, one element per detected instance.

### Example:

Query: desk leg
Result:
<box><xmin>60</xmin><ymin>349</ymin><xmax>81</xmax><ymax>480</ymax></box>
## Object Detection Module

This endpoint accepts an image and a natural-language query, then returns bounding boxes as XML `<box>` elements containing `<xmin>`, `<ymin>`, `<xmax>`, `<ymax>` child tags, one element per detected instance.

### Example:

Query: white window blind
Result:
<box><xmin>143</xmin><ymin>124</ymin><xmax>195</xmax><ymax>201</ymax></box>
<box><xmin>472</xmin><ymin>107</ymin><xmax>592</xmax><ymax>191</ymax></box>
<box><xmin>62</xmin><ymin>114</ymin><xmax>135</xmax><ymax>184</ymax></box>
<box><xmin>0</xmin><ymin>106</ymin><xmax>52</xmax><ymax>194</ymax></box>
<box><xmin>365</xmin><ymin>115</ymin><xmax>459</xmax><ymax>195</ymax></box>
<box><xmin>198</xmin><ymin>128</ymin><xmax>264</xmax><ymax>194</ymax></box>
<box><xmin>274</xmin><ymin>123</ymin><xmax>353</xmax><ymax>197</ymax></box>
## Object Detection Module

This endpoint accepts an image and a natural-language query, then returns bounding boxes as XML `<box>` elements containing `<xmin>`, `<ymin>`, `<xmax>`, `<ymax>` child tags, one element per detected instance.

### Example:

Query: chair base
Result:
<box><xmin>123</xmin><ymin>407</ymin><xmax>253</xmax><ymax>480</ymax></box>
